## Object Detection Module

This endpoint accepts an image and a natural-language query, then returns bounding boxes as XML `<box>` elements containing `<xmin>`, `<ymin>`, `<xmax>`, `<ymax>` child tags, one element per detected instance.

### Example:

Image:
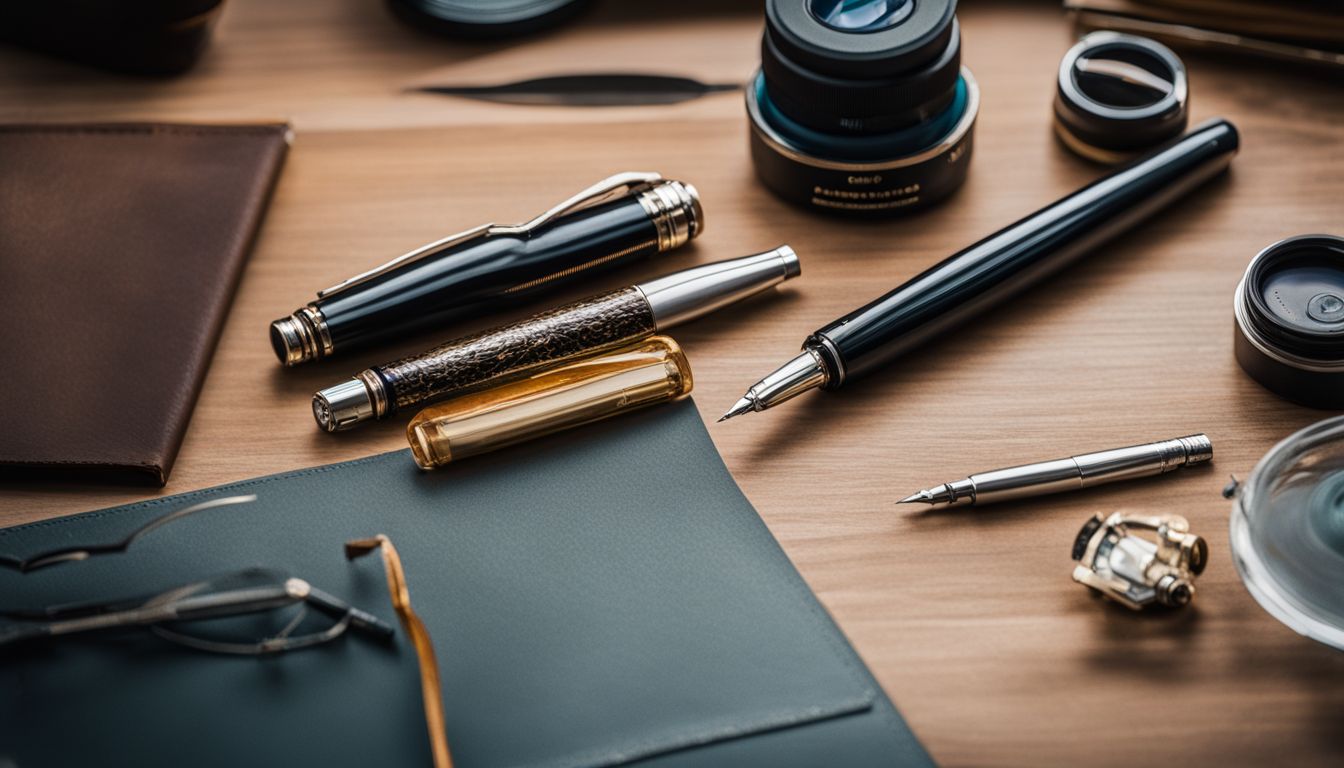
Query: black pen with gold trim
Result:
<box><xmin>269</xmin><ymin>172</ymin><xmax>702</xmax><ymax>366</ymax></box>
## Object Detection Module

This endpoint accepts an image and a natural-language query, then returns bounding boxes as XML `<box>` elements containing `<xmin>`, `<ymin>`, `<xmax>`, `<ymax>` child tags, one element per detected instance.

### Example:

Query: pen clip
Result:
<box><xmin>488</xmin><ymin>171</ymin><xmax>663</xmax><ymax>236</ymax></box>
<box><xmin>316</xmin><ymin>172</ymin><xmax>664</xmax><ymax>299</ymax></box>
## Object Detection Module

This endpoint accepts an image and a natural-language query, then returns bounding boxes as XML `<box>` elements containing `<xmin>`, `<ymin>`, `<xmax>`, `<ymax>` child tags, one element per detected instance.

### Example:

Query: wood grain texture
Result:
<box><xmin>2</xmin><ymin>1</ymin><xmax>1342</xmax><ymax>765</ymax></box>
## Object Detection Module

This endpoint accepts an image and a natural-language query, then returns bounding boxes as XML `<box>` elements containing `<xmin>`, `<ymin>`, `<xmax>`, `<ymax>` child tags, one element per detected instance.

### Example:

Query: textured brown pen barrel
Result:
<box><xmin>311</xmin><ymin>247</ymin><xmax>800</xmax><ymax>432</ymax></box>
<box><xmin>380</xmin><ymin>287</ymin><xmax>655</xmax><ymax>411</ymax></box>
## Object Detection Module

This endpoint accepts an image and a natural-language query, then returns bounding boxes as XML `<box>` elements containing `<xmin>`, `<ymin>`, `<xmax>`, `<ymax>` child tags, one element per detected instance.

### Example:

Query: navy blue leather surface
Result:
<box><xmin>0</xmin><ymin>399</ymin><xmax>932</xmax><ymax>767</ymax></box>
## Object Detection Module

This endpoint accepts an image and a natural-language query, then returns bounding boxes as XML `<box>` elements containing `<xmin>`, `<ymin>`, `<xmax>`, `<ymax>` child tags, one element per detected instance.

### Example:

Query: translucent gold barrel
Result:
<box><xmin>406</xmin><ymin>336</ymin><xmax>693</xmax><ymax>469</ymax></box>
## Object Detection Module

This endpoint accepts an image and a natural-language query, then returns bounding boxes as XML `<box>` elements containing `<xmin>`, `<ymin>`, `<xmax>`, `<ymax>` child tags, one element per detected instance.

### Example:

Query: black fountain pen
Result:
<box><xmin>721</xmin><ymin>118</ymin><xmax>1239</xmax><ymax>421</ymax></box>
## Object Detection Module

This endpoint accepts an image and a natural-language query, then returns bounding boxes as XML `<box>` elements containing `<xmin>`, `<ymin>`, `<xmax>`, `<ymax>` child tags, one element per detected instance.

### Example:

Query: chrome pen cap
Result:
<box><xmin>642</xmin><ymin>245</ymin><xmax>800</xmax><ymax>329</ymax></box>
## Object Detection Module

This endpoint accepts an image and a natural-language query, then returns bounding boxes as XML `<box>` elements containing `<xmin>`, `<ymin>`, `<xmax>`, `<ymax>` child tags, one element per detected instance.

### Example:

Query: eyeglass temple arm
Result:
<box><xmin>347</xmin><ymin>535</ymin><xmax>453</xmax><ymax>768</ymax></box>
<box><xmin>10</xmin><ymin>582</ymin><xmax>299</xmax><ymax>642</ymax></box>
<box><xmin>1</xmin><ymin>495</ymin><xmax>258</xmax><ymax>573</ymax></box>
<box><xmin>305</xmin><ymin>585</ymin><xmax>395</xmax><ymax>640</ymax></box>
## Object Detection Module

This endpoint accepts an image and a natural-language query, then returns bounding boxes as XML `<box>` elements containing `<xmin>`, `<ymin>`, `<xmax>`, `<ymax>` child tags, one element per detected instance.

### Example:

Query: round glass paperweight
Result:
<box><xmin>1230</xmin><ymin>416</ymin><xmax>1344</xmax><ymax>651</ymax></box>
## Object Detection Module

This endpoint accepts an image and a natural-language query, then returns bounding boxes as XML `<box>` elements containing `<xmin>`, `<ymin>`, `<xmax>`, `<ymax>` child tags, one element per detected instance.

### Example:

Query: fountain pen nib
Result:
<box><xmin>718</xmin><ymin>395</ymin><xmax>758</xmax><ymax>422</ymax></box>
<box><xmin>896</xmin><ymin>485</ymin><xmax>956</xmax><ymax>510</ymax></box>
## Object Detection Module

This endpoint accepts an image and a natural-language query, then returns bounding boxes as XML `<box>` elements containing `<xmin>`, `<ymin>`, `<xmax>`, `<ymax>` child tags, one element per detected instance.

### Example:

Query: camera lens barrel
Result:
<box><xmin>747</xmin><ymin>0</ymin><xmax>978</xmax><ymax>215</ymax></box>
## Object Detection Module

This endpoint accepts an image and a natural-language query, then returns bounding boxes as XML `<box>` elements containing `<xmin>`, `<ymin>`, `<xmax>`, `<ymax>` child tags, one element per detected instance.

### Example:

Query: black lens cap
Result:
<box><xmin>1235</xmin><ymin>235</ymin><xmax>1344</xmax><ymax>409</ymax></box>
<box><xmin>1054</xmin><ymin>32</ymin><xmax>1188</xmax><ymax>163</ymax></box>
<box><xmin>1245</xmin><ymin>236</ymin><xmax>1344</xmax><ymax>357</ymax></box>
<box><xmin>388</xmin><ymin>0</ymin><xmax>593</xmax><ymax>39</ymax></box>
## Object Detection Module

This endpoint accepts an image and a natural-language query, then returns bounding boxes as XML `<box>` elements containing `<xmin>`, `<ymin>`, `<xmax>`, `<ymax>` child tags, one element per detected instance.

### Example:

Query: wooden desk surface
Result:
<box><xmin>3</xmin><ymin>1</ymin><xmax>1342</xmax><ymax>764</ymax></box>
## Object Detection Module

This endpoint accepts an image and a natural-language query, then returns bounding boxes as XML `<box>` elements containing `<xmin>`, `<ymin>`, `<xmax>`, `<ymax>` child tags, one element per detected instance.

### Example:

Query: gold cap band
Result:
<box><xmin>638</xmin><ymin>180</ymin><xmax>703</xmax><ymax>252</ymax></box>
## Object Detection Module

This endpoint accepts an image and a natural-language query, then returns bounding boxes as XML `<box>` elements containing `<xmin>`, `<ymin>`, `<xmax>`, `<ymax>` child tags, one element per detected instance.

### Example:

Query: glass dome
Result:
<box><xmin>1230</xmin><ymin>415</ymin><xmax>1344</xmax><ymax>651</ymax></box>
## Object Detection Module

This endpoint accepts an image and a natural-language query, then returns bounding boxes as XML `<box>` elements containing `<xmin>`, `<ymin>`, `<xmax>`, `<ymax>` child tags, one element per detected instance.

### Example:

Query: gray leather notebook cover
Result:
<box><xmin>0</xmin><ymin>400</ymin><xmax>932</xmax><ymax>767</ymax></box>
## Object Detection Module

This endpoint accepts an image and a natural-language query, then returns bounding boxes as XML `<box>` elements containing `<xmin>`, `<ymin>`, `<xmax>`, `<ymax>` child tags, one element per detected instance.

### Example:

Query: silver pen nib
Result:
<box><xmin>895</xmin><ymin>483</ymin><xmax>958</xmax><ymax>510</ymax></box>
<box><xmin>718</xmin><ymin>395</ymin><xmax>758</xmax><ymax>422</ymax></box>
<box><xmin>720</xmin><ymin>348</ymin><xmax>830</xmax><ymax>423</ymax></box>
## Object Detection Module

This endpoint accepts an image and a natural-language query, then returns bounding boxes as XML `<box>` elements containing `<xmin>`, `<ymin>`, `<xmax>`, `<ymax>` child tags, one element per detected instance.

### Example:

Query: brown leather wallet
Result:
<box><xmin>0</xmin><ymin>122</ymin><xmax>290</xmax><ymax>485</ymax></box>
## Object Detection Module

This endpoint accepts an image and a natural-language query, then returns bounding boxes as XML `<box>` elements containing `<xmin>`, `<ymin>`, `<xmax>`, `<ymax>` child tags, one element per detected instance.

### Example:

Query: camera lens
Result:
<box><xmin>809</xmin><ymin>0</ymin><xmax>915</xmax><ymax>33</ymax></box>
<box><xmin>746</xmin><ymin>0</ymin><xmax>978</xmax><ymax>215</ymax></box>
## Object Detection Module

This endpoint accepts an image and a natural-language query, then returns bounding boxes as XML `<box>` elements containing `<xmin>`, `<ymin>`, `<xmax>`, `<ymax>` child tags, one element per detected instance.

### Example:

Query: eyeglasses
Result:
<box><xmin>0</xmin><ymin>494</ymin><xmax>398</xmax><ymax>657</ymax></box>
<box><xmin>0</xmin><ymin>494</ymin><xmax>257</xmax><ymax>573</ymax></box>
<box><xmin>1</xmin><ymin>497</ymin><xmax>453</xmax><ymax>766</ymax></box>
<box><xmin>0</xmin><ymin>566</ymin><xmax>395</xmax><ymax>655</ymax></box>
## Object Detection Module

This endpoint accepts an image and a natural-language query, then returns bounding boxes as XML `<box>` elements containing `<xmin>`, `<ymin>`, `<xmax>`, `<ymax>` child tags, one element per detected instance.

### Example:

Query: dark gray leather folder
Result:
<box><xmin>0</xmin><ymin>400</ymin><xmax>932</xmax><ymax>767</ymax></box>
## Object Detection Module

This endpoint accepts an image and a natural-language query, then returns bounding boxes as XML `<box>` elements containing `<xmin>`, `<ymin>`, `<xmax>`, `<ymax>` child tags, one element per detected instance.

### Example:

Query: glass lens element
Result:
<box><xmin>809</xmin><ymin>0</ymin><xmax>915</xmax><ymax>32</ymax></box>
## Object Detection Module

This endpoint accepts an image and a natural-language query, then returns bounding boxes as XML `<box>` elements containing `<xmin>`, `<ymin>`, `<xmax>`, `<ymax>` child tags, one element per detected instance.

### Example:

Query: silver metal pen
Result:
<box><xmin>897</xmin><ymin>435</ymin><xmax>1213</xmax><ymax>510</ymax></box>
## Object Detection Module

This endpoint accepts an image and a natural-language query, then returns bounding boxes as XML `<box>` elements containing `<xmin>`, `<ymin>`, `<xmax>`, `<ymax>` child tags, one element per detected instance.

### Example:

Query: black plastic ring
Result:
<box><xmin>1054</xmin><ymin>32</ymin><xmax>1188</xmax><ymax>161</ymax></box>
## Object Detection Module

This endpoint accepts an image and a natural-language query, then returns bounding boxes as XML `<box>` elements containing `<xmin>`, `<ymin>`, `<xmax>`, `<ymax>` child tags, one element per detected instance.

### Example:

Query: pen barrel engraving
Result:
<box><xmin>379</xmin><ymin>287</ymin><xmax>657</xmax><ymax>412</ymax></box>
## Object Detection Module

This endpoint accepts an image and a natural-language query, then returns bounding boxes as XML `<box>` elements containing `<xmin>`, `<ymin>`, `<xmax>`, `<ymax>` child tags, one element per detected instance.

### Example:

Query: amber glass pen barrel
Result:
<box><xmin>406</xmin><ymin>336</ymin><xmax>693</xmax><ymax>468</ymax></box>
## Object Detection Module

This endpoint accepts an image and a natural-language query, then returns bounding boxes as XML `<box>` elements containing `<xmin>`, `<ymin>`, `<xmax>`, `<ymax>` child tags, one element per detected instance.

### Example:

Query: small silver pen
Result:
<box><xmin>898</xmin><ymin>435</ymin><xmax>1213</xmax><ymax>510</ymax></box>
